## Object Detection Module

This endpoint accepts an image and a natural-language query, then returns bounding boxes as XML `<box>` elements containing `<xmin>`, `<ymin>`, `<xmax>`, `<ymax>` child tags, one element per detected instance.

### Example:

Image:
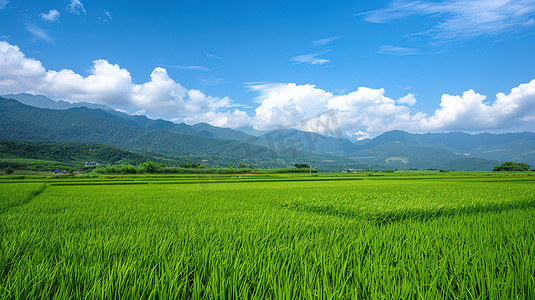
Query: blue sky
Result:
<box><xmin>1</xmin><ymin>0</ymin><xmax>535</xmax><ymax>139</ymax></box>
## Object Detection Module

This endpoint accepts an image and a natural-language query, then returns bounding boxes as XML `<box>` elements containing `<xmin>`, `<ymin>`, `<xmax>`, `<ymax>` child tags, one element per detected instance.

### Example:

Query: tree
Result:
<box><xmin>179</xmin><ymin>162</ymin><xmax>205</xmax><ymax>168</ymax></box>
<box><xmin>120</xmin><ymin>163</ymin><xmax>137</xmax><ymax>174</ymax></box>
<box><xmin>295</xmin><ymin>163</ymin><xmax>310</xmax><ymax>169</ymax></box>
<box><xmin>4</xmin><ymin>167</ymin><xmax>14</xmax><ymax>174</ymax></box>
<box><xmin>493</xmin><ymin>161</ymin><xmax>530</xmax><ymax>171</ymax></box>
<box><xmin>138</xmin><ymin>160</ymin><xmax>162</xmax><ymax>173</ymax></box>
<box><xmin>239</xmin><ymin>162</ymin><xmax>246</xmax><ymax>168</ymax></box>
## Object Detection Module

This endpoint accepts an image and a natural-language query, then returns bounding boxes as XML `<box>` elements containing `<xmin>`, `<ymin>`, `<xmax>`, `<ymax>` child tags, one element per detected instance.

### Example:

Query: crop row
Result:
<box><xmin>1</xmin><ymin>178</ymin><xmax>534</xmax><ymax>298</ymax></box>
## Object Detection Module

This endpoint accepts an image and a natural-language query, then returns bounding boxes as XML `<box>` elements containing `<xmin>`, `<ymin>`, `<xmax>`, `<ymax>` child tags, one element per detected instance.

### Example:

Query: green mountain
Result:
<box><xmin>0</xmin><ymin>140</ymin><xmax>177</xmax><ymax>171</ymax></box>
<box><xmin>255</xmin><ymin>129</ymin><xmax>359</xmax><ymax>156</ymax></box>
<box><xmin>0</xmin><ymin>97</ymin><xmax>142</xmax><ymax>144</ymax></box>
<box><xmin>0</xmin><ymin>96</ymin><xmax>361</xmax><ymax>170</ymax></box>
<box><xmin>3</xmin><ymin>93</ymin><xmax>257</xmax><ymax>141</ymax></box>
<box><xmin>347</xmin><ymin>130</ymin><xmax>534</xmax><ymax>170</ymax></box>
<box><xmin>192</xmin><ymin>122</ymin><xmax>256</xmax><ymax>143</ymax></box>
<box><xmin>357</xmin><ymin>130</ymin><xmax>535</xmax><ymax>154</ymax></box>
<box><xmin>253</xmin><ymin>128</ymin><xmax>534</xmax><ymax>170</ymax></box>
<box><xmin>1</xmin><ymin>93</ymin><xmax>113</xmax><ymax>111</ymax></box>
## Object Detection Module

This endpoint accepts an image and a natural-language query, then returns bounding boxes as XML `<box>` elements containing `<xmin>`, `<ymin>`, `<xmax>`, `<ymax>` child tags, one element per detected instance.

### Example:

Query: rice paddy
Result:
<box><xmin>1</xmin><ymin>173</ymin><xmax>534</xmax><ymax>298</ymax></box>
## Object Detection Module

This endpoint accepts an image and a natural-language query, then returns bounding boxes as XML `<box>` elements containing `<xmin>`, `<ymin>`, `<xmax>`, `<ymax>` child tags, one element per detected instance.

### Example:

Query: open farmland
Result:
<box><xmin>1</xmin><ymin>173</ymin><xmax>534</xmax><ymax>298</ymax></box>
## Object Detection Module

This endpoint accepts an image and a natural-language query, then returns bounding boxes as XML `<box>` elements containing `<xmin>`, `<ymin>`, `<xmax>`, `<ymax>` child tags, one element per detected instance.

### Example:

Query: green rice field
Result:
<box><xmin>1</xmin><ymin>172</ymin><xmax>534</xmax><ymax>298</ymax></box>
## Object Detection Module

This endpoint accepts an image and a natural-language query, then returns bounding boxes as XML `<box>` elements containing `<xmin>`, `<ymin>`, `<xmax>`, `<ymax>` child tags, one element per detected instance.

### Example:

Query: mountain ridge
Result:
<box><xmin>0</xmin><ymin>96</ymin><xmax>362</xmax><ymax>170</ymax></box>
<box><xmin>1</xmin><ymin>93</ymin><xmax>534</xmax><ymax>171</ymax></box>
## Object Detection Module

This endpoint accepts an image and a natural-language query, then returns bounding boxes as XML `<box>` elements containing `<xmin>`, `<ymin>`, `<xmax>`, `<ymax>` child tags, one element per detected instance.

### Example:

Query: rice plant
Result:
<box><xmin>1</xmin><ymin>174</ymin><xmax>534</xmax><ymax>298</ymax></box>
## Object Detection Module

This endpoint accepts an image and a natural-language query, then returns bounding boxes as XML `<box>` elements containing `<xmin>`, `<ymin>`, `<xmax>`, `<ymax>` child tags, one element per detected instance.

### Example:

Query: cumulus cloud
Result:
<box><xmin>398</xmin><ymin>93</ymin><xmax>416</xmax><ymax>106</ymax></box>
<box><xmin>68</xmin><ymin>0</ymin><xmax>86</xmax><ymax>15</ymax></box>
<box><xmin>0</xmin><ymin>0</ymin><xmax>8</xmax><ymax>9</ymax></box>
<box><xmin>364</xmin><ymin>0</ymin><xmax>535</xmax><ymax>42</ymax></box>
<box><xmin>44</xmin><ymin>59</ymin><xmax>133</xmax><ymax>105</ymax></box>
<box><xmin>250</xmin><ymin>83</ymin><xmax>332</xmax><ymax>130</ymax></box>
<box><xmin>327</xmin><ymin>87</ymin><xmax>414</xmax><ymax>134</ymax></box>
<box><xmin>0</xmin><ymin>41</ymin><xmax>248</xmax><ymax>127</ymax></box>
<box><xmin>420</xmin><ymin>82</ymin><xmax>535</xmax><ymax>130</ymax></box>
<box><xmin>41</xmin><ymin>9</ymin><xmax>60</xmax><ymax>22</ymax></box>
<box><xmin>248</xmin><ymin>80</ymin><xmax>535</xmax><ymax>139</ymax></box>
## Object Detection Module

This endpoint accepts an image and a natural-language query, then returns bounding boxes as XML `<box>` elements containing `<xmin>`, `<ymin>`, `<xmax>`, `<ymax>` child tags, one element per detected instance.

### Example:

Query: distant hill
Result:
<box><xmin>253</xmin><ymin>129</ymin><xmax>357</xmax><ymax>155</ymax></box>
<box><xmin>1</xmin><ymin>93</ymin><xmax>114</xmax><ymax>111</ymax></box>
<box><xmin>357</xmin><ymin>130</ymin><xmax>535</xmax><ymax>154</ymax></box>
<box><xmin>347</xmin><ymin>130</ymin><xmax>534</xmax><ymax>170</ymax></box>
<box><xmin>192</xmin><ymin>122</ymin><xmax>256</xmax><ymax>143</ymax></box>
<box><xmin>0</xmin><ymin>140</ymin><xmax>178</xmax><ymax>171</ymax></box>
<box><xmin>3</xmin><ymin>94</ymin><xmax>258</xmax><ymax>142</ymax></box>
<box><xmin>0</xmin><ymin>96</ymin><xmax>361</xmax><ymax>170</ymax></box>
<box><xmin>251</xmin><ymin>128</ymin><xmax>532</xmax><ymax>171</ymax></box>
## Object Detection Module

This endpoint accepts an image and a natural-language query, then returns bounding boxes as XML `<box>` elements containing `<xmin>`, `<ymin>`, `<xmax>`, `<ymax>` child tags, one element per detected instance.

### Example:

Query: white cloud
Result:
<box><xmin>312</xmin><ymin>36</ymin><xmax>340</xmax><ymax>46</ymax></box>
<box><xmin>182</xmin><ymin>110</ymin><xmax>251</xmax><ymax>128</ymax></box>
<box><xmin>364</xmin><ymin>0</ymin><xmax>535</xmax><ymax>42</ymax></box>
<box><xmin>419</xmin><ymin>82</ymin><xmax>535</xmax><ymax>130</ymax></box>
<box><xmin>0</xmin><ymin>0</ymin><xmax>8</xmax><ymax>9</ymax></box>
<box><xmin>103</xmin><ymin>10</ymin><xmax>112</xmax><ymax>23</ymax></box>
<box><xmin>45</xmin><ymin>59</ymin><xmax>133</xmax><ymax>105</ymax></box>
<box><xmin>68</xmin><ymin>0</ymin><xmax>86</xmax><ymax>15</ymax></box>
<box><xmin>206</xmin><ymin>53</ymin><xmax>223</xmax><ymax>59</ymax></box>
<box><xmin>249</xmin><ymin>80</ymin><xmax>535</xmax><ymax>139</ymax></box>
<box><xmin>249</xmin><ymin>83</ymin><xmax>332</xmax><ymax>130</ymax></box>
<box><xmin>398</xmin><ymin>93</ymin><xmax>416</xmax><ymax>106</ymax></box>
<box><xmin>377</xmin><ymin>45</ymin><xmax>422</xmax><ymax>56</ymax></box>
<box><xmin>41</xmin><ymin>9</ymin><xmax>60</xmax><ymax>23</ymax></box>
<box><xmin>326</xmin><ymin>87</ymin><xmax>413</xmax><ymax>135</ymax></box>
<box><xmin>0</xmin><ymin>41</ymin><xmax>248</xmax><ymax>127</ymax></box>
<box><xmin>291</xmin><ymin>52</ymin><xmax>330</xmax><ymax>65</ymax></box>
<box><xmin>248</xmin><ymin>83</ymin><xmax>411</xmax><ymax>135</ymax></box>
<box><xmin>25</xmin><ymin>23</ymin><xmax>53</xmax><ymax>43</ymax></box>
<box><xmin>346</xmin><ymin>130</ymin><xmax>371</xmax><ymax>141</ymax></box>
<box><xmin>0</xmin><ymin>42</ymin><xmax>46</xmax><ymax>76</ymax></box>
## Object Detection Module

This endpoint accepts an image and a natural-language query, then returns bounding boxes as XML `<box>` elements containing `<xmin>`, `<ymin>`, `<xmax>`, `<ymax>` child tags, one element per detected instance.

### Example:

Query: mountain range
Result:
<box><xmin>0</xmin><ymin>95</ymin><xmax>364</xmax><ymax>171</ymax></box>
<box><xmin>2</xmin><ymin>93</ymin><xmax>534</xmax><ymax>171</ymax></box>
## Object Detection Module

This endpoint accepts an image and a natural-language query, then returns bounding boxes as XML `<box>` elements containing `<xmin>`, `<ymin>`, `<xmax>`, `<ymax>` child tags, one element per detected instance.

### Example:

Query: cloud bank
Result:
<box><xmin>248</xmin><ymin>80</ymin><xmax>535</xmax><ymax>138</ymax></box>
<box><xmin>1</xmin><ymin>41</ymin><xmax>534</xmax><ymax>138</ymax></box>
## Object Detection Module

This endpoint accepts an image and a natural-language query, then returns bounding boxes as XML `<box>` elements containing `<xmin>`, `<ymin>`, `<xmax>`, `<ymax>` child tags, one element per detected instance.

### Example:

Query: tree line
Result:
<box><xmin>94</xmin><ymin>160</ymin><xmax>317</xmax><ymax>174</ymax></box>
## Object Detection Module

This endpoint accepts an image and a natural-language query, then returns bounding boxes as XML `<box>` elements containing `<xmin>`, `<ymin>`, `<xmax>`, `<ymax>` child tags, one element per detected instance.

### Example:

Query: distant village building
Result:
<box><xmin>85</xmin><ymin>162</ymin><xmax>101</xmax><ymax>166</ymax></box>
<box><xmin>52</xmin><ymin>169</ymin><xmax>69</xmax><ymax>175</ymax></box>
